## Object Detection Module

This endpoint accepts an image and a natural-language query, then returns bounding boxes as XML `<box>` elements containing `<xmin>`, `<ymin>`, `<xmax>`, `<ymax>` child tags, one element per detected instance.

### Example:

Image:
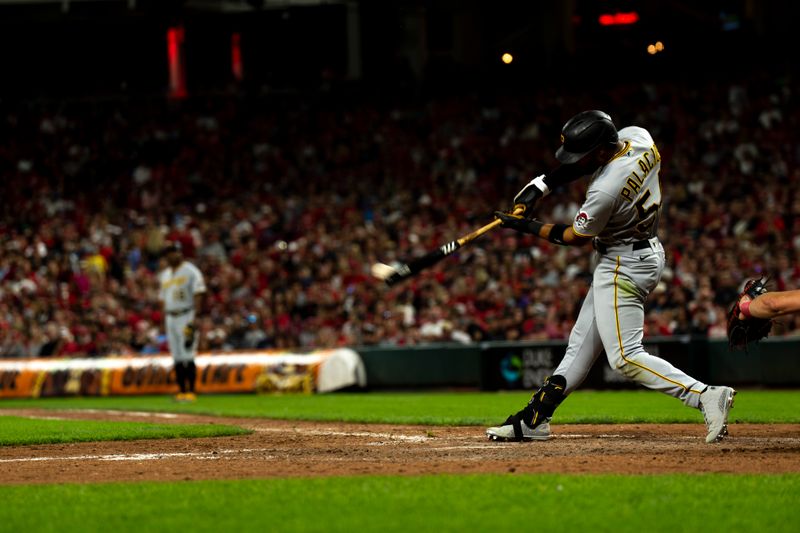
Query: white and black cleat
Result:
<box><xmin>485</xmin><ymin>418</ymin><xmax>551</xmax><ymax>442</ymax></box>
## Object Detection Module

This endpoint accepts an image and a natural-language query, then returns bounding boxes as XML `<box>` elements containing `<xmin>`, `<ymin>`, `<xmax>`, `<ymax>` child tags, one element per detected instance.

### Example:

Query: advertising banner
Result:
<box><xmin>0</xmin><ymin>349</ymin><xmax>366</xmax><ymax>398</ymax></box>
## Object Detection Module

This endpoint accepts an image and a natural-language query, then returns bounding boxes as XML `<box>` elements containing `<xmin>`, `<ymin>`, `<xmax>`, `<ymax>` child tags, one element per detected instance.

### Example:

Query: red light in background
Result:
<box><xmin>167</xmin><ymin>26</ymin><xmax>187</xmax><ymax>99</ymax></box>
<box><xmin>598</xmin><ymin>12</ymin><xmax>640</xmax><ymax>26</ymax></box>
<box><xmin>231</xmin><ymin>33</ymin><xmax>243</xmax><ymax>81</ymax></box>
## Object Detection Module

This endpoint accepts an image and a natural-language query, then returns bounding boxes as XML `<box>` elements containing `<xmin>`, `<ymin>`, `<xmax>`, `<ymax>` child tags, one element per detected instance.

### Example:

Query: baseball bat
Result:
<box><xmin>373</xmin><ymin>206</ymin><xmax>525</xmax><ymax>286</ymax></box>
<box><xmin>371</xmin><ymin>165</ymin><xmax>588</xmax><ymax>286</ymax></box>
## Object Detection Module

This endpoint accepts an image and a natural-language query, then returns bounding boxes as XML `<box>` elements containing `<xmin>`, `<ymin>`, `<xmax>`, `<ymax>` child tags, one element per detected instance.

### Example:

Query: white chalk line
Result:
<box><xmin>0</xmin><ymin>410</ymin><xmax>180</xmax><ymax>421</ymax></box>
<box><xmin>252</xmin><ymin>427</ymin><xmax>431</xmax><ymax>443</ymax></box>
<box><xmin>70</xmin><ymin>409</ymin><xmax>180</xmax><ymax>419</ymax></box>
<box><xmin>254</xmin><ymin>427</ymin><xmax>640</xmax><ymax>442</ymax></box>
<box><xmin>0</xmin><ymin>448</ymin><xmax>274</xmax><ymax>464</ymax></box>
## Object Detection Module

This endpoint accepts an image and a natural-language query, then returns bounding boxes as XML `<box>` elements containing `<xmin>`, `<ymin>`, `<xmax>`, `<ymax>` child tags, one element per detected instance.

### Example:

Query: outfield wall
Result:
<box><xmin>357</xmin><ymin>337</ymin><xmax>800</xmax><ymax>390</ymax></box>
<box><xmin>0</xmin><ymin>349</ymin><xmax>366</xmax><ymax>398</ymax></box>
<box><xmin>1</xmin><ymin>339</ymin><xmax>796</xmax><ymax>398</ymax></box>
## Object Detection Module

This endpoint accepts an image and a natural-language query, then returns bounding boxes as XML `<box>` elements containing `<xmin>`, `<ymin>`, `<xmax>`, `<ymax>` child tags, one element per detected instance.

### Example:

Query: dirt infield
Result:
<box><xmin>1</xmin><ymin>409</ymin><xmax>799</xmax><ymax>485</ymax></box>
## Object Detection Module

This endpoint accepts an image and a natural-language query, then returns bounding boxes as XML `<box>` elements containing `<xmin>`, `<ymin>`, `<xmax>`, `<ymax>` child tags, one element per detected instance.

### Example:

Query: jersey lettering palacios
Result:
<box><xmin>159</xmin><ymin>261</ymin><xmax>206</xmax><ymax>312</ymax></box>
<box><xmin>570</xmin><ymin>126</ymin><xmax>662</xmax><ymax>247</ymax></box>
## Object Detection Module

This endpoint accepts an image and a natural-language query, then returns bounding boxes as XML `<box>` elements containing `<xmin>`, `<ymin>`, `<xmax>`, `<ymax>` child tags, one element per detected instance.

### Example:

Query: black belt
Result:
<box><xmin>594</xmin><ymin>240</ymin><xmax>651</xmax><ymax>255</ymax></box>
<box><xmin>167</xmin><ymin>308</ymin><xmax>193</xmax><ymax>317</ymax></box>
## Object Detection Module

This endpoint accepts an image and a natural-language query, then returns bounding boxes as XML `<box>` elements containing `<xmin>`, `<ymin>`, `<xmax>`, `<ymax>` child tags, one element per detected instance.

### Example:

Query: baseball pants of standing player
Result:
<box><xmin>166</xmin><ymin>310</ymin><xmax>197</xmax><ymax>363</ymax></box>
<box><xmin>554</xmin><ymin>239</ymin><xmax>706</xmax><ymax>409</ymax></box>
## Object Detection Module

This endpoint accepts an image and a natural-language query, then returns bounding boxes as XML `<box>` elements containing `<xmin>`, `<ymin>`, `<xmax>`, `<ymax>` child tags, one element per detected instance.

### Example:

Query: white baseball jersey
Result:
<box><xmin>571</xmin><ymin>126</ymin><xmax>662</xmax><ymax>247</ymax></box>
<box><xmin>159</xmin><ymin>261</ymin><xmax>206</xmax><ymax>312</ymax></box>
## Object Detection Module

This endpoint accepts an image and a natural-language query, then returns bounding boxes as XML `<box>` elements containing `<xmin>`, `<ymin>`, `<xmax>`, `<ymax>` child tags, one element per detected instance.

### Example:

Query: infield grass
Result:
<box><xmin>0</xmin><ymin>416</ymin><xmax>249</xmax><ymax>446</ymax></box>
<box><xmin>2</xmin><ymin>389</ymin><xmax>799</xmax><ymax>425</ymax></box>
<box><xmin>1</xmin><ymin>474</ymin><xmax>798</xmax><ymax>532</ymax></box>
<box><xmin>1</xmin><ymin>390</ymin><xmax>797</xmax><ymax>446</ymax></box>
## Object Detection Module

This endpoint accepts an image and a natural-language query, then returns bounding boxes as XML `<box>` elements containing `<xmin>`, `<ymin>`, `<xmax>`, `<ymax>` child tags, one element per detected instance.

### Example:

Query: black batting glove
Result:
<box><xmin>495</xmin><ymin>211</ymin><xmax>529</xmax><ymax>231</ymax></box>
<box><xmin>495</xmin><ymin>211</ymin><xmax>545</xmax><ymax>236</ymax></box>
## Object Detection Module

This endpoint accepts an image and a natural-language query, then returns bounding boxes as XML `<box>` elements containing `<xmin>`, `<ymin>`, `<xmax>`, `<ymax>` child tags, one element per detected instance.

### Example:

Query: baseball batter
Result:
<box><xmin>487</xmin><ymin>110</ymin><xmax>736</xmax><ymax>444</ymax></box>
<box><xmin>159</xmin><ymin>242</ymin><xmax>206</xmax><ymax>402</ymax></box>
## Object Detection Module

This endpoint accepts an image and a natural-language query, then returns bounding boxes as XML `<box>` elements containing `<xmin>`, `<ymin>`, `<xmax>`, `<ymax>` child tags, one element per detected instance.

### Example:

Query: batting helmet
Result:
<box><xmin>555</xmin><ymin>110</ymin><xmax>619</xmax><ymax>164</ymax></box>
<box><xmin>162</xmin><ymin>241</ymin><xmax>182</xmax><ymax>256</ymax></box>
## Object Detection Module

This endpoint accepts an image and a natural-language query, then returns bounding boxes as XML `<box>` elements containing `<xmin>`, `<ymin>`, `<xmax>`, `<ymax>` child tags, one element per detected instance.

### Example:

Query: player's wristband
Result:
<box><xmin>526</xmin><ymin>219</ymin><xmax>544</xmax><ymax>235</ymax></box>
<box><xmin>740</xmin><ymin>300</ymin><xmax>752</xmax><ymax>318</ymax></box>
<box><xmin>546</xmin><ymin>223</ymin><xmax>569</xmax><ymax>245</ymax></box>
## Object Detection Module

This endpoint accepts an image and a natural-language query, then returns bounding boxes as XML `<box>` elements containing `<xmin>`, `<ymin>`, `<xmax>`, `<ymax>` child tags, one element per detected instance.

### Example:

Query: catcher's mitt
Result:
<box><xmin>727</xmin><ymin>277</ymin><xmax>772</xmax><ymax>351</ymax></box>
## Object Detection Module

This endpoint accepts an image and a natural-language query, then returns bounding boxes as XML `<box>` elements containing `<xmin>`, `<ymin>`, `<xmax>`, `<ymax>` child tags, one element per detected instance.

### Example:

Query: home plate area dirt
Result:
<box><xmin>1</xmin><ymin>409</ymin><xmax>799</xmax><ymax>484</ymax></box>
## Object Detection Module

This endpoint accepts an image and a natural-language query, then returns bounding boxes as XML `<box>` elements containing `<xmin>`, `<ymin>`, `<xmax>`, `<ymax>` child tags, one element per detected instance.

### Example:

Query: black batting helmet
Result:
<box><xmin>162</xmin><ymin>241</ymin><xmax>182</xmax><ymax>256</ymax></box>
<box><xmin>555</xmin><ymin>110</ymin><xmax>619</xmax><ymax>164</ymax></box>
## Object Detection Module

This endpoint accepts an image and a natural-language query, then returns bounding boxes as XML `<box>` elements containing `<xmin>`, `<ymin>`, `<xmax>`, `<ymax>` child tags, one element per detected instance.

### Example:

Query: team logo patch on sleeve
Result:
<box><xmin>574</xmin><ymin>211</ymin><xmax>594</xmax><ymax>230</ymax></box>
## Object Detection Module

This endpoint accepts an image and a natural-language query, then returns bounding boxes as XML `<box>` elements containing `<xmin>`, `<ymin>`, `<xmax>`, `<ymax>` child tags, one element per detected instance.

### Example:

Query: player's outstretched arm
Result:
<box><xmin>742</xmin><ymin>289</ymin><xmax>800</xmax><ymax>320</ymax></box>
<box><xmin>494</xmin><ymin>211</ymin><xmax>592</xmax><ymax>247</ymax></box>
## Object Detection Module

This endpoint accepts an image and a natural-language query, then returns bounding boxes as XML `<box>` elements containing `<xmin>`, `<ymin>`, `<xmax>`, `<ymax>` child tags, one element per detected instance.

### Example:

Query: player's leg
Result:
<box><xmin>553</xmin><ymin>288</ymin><xmax>605</xmax><ymax>395</ymax></box>
<box><xmin>593</xmin><ymin>252</ymin><xmax>735</xmax><ymax>442</ymax></box>
<box><xmin>183</xmin><ymin>312</ymin><xmax>198</xmax><ymax>399</ymax></box>
<box><xmin>486</xmin><ymin>289</ymin><xmax>604</xmax><ymax>441</ymax></box>
<box><xmin>186</xmin><ymin>361</ymin><xmax>197</xmax><ymax>394</ymax></box>
<box><xmin>166</xmin><ymin>317</ymin><xmax>187</xmax><ymax>395</ymax></box>
<box><xmin>593</xmin><ymin>253</ymin><xmax>706</xmax><ymax>406</ymax></box>
<box><xmin>171</xmin><ymin>315</ymin><xmax>192</xmax><ymax>397</ymax></box>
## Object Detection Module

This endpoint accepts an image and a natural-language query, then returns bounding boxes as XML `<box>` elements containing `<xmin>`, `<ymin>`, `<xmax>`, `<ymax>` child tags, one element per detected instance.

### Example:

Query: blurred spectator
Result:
<box><xmin>2</xmin><ymin>74</ymin><xmax>800</xmax><ymax>357</ymax></box>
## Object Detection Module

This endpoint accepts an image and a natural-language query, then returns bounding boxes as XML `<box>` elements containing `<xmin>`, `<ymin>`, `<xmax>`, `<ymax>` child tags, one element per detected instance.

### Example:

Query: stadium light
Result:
<box><xmin>647</xmin><ymin>41</ymin><xmax>666</xmax><ymax>55</ymax></box>
<box><xmin>232</xmin><ymin>33</ymin><xmax>243</xmax><ymax>81</ymax></box>
<box><xmin>167</xmin><ymin>26</ymin><xmax>187</xmax><ymax>99</ymax></box>
<box><xmin>598</xmin><ymin>12</ymin><xmax>640</xmax><ymax>26</ymax></box>
<box><xmin>501</xmin><ymin>53</ymin><xmax>513</xmax><ymax>64</ymax></box>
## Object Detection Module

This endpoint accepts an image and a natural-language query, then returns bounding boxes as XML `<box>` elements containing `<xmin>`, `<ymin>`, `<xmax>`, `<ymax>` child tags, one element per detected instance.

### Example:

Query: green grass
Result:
<box><xmin>2</xmin><ymin>389</ymin><xmax>799</xmax><ymax>425</ymax></box>
<box><xmin>1</xmin><ymin>474</ymin><xmax>798</xmax><ymax>533</ymax></box>
<box><xmin>0</xmin><ymin>416</ymin><xmax>250</xmax><ymax>446</ymax></box>
<box><xmin>2</xmin><ymin>393</ymin><xmax>798</xmax><ymax>532</ymax></box>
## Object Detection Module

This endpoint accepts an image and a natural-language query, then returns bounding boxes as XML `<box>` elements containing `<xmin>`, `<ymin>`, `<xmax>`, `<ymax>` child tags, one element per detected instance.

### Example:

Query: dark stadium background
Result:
<box><xmin>0</xmin><ymin>0</ymin><xmax>792</xmax><ymax>97</ymax></box>
<box><xmin>1</xmin><ymin>0</ymin><xmax>798</xmax><ymax>360</ymax></box>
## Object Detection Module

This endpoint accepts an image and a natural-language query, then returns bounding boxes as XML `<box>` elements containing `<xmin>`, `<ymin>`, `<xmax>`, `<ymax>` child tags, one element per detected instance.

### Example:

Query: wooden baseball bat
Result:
<box><xmin>373</xmin><ymin>206</ymin><xmax>525</xmax><ymax>286</ymax></box>
<box><xmin>371</xmin><ymin>165</ymin><xmax>589</xmax><ymax>286</ymax></box>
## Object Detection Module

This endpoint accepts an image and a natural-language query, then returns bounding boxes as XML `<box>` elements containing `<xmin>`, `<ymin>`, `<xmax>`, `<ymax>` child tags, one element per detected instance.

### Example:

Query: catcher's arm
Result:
<box><xmin>727</xmin><ymin>278</ymin><xmax>773</xmax><ymax>351</ymax></box>
<box><xmin>739</xmin><ymin>288</ymin><xmax>800</xmax><ymax>320</ymax></box>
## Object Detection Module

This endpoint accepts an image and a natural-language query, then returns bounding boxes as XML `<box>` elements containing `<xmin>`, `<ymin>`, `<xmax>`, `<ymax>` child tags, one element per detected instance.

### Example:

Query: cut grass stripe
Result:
<box><xmin>0</xmin><ymin>416</ymin><xmax>250</xmax><ymax>446</ymax></box>
<box><xmin>0</xmin><ymin>474</ymin><xmax>798</xmax><ymax>532</ymax></box>
<box><xmin>2</xmin><ymin>389</ymin><xmax>799</xmax><ymax>425</ymax></box>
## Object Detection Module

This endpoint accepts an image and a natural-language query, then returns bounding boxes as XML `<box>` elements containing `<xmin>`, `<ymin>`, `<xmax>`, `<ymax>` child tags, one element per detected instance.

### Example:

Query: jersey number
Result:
<box><xmin>635</xmin><ymin>189</ymin><xmax>660</xmax><ymax>233</ymax></box>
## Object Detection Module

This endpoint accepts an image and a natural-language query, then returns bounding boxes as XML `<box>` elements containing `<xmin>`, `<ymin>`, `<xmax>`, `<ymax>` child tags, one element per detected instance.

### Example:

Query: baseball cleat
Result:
<box><xmin>699</xmin><ymin>386</ymin><xmax>736</xmax><ymax>443</ymax></box>
<box><xmin>486</xmin><ymin>418</ymin><xmax>551</xmax><ymax>442</ymax></box>
<box><xmin>173</xmin><ymin>392</ymin><xmax>197</xmax><ymax>403</ymax></box>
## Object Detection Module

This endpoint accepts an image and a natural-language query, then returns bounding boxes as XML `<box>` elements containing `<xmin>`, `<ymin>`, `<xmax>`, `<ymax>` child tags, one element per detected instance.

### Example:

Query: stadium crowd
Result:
<box><xmin>2</xmin><ymin>76</ymin><xmax>800</xmax><ymax>357</ymax></box>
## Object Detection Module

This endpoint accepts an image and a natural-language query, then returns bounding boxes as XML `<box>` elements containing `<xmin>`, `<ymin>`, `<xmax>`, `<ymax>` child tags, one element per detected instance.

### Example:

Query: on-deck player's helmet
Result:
<box><xmin>555</xmin><ymin>110</ymin><xmax>619</xmax><ymax>164</ymax></box>
<box><xmin>162</xmin><ymin>241</ymin><xmax>182</xmax><ymax>256</ymax></box>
